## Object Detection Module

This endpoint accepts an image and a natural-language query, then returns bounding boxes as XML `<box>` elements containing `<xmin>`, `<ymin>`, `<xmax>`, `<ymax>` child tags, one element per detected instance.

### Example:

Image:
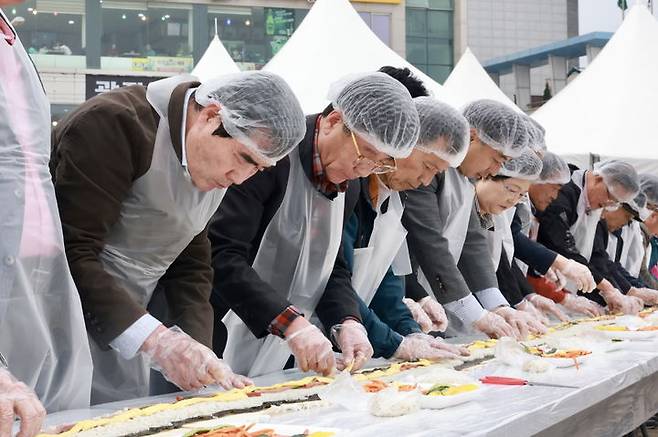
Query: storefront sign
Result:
<box><xmin>85</xmin><ymin>74</ymin><xmax>166</xmax><ymax>100</ymax></box>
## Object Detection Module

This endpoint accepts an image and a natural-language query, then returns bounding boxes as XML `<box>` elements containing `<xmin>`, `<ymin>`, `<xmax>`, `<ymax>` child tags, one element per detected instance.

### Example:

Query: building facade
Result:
<box><xmin>5</xmin><ymin>0</ymin><xmax>455</xmax><ymax>122</ymax></box>
<box><xmin>454</xmin><ymin>0</ymin><xmax>578</xmax><ymax>101</ymax></box>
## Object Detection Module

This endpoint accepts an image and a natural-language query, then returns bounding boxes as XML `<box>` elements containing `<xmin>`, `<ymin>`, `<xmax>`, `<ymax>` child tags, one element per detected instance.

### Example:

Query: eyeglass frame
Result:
<box><xmin>350</xmin><ymin>131</ymin><xmax>397</xmax><ymax>175</ymax></box>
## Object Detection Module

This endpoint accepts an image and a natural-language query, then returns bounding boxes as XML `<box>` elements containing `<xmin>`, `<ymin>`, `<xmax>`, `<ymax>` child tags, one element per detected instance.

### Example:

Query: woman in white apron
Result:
<box><xmin>403</xmin><ymin>99</ymin><xmax>535</xmax><ymax>340</ymax></box>
<box><xmin>536</xmin><ymin>160</ymin><xmax>643</xmax><ymax>314</ymax></box>
<box><xmin>0</xmin><ymin>7</ymin><xmax>93</xmax><ymax>428</ymax></box>
<box><xmin>218</xmin><ymin>73</ymin><xmax>420</xmax><ymax>377</ymax></box>
<box><xmin>51</xmin><ymin>71</ymin><xmax>305</xmax><ymax>403</ymax></box>
<box><xmin>348</xmin><ymin>97</ymin><xmax>470</xmax><ymax>361</ymax></box>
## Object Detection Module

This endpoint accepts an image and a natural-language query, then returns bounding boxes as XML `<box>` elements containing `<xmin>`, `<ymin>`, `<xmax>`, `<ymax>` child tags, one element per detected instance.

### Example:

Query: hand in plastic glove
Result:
<box><xmin>628</xmin><ymin>287</ymin><xmax>658</xmax><ymax>306</ymax></box>
<box><xmin>555</xmin><ymin>258</ymin><xmax>596</xmax><ymax>293</ymax></box>
<box><xmin>561</xmin><ymin>293</ymin><xmax>605</xmax><ymax>317</ymax></box>
<box><xmin>0</xmin><ymin>368</ymin><xmax>46</xmax><ymax>437</ymax></box>
<box><xmin>418</xmin><ymin>297</ymin><xmax>448</xmax><ymax>332</ymax></box>
<box><xmin>331</xmin><ymin>320</ymin><xmax>373</xmax><ymax>372</ymax></box>
<box><xmin>285</xmin><ymin>318</ymin><xmax>336</xmax><ymax>376</ymax></box>
<box><xmin>544</xmin><ymin>268</ymin><xmax>567</xmax><ymax>291</ymax></box>
<box><xmin>393</xmin><ymin>333</ymin><xmax>469</xmax><ymax>361</ymax></box>
<box><xmin>527</xmin><ymin>293</ymin><xmax>569</xmax><ymax>322</ymax></box>
<box><xmin>402</xmin><ymin>298</ymin><xmax>433</xmax><ymax>333</ymax></box>
<box><xmin>472</xmin><ymin>310</ymin><xmax>517</xmax><ymax>339</ymax></box>
<box><xmin>599</xmin><ymin>288</ymin><xmax>643</xmax><ymax>315</ymax></box>
<box><xmin>494</xmin><ymin>306</ymin><xmax>548</xmax><ymax>340</ymax></box>
<box><xmin>515</xmin><ymin>299</ymin><xmax>550</xmax><ymax>326</ymax></box>
<box><xmin>141</xmin><ymin>325</ymin><xmax>253</xmax><ymax>391</ymax></box>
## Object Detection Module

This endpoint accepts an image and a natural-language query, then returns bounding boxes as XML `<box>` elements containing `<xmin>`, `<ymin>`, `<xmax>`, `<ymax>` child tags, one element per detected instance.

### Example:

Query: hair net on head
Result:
<box><xmin>462</xmin><ymin>99</ymin><xmax>529</xmax><ymax>158</ymax></box>
<box><xmin>328</xmin><ymin>72</ymin><xmax>420</xmax><ymax>159</ymax></box>
<box><xmin>524</xmin><ymin>116</ymin><xmax>547</xmax><ymax>153</ymax></box>
<box><xmin>623</xmin><ymin>192</ymin><xmax>651</xmax><ymax>222</ymax></box>
<box><xmin>592</xmin><ymin>160</ymin><xmax>640</xmax><ymax>204</ymax></box>
<box><xmin>498</xmin><ymin>148</ymin><xmax>543</xmax><ymax>180</ymax></box>
<box><xmin>537</xmin><ymin>152</ymin><xmax>570</xmax><ymax>185</ymax></box>
<box><xmin>639</xmin><ymin>174</ymin><xmax>658</xmax><ymax>206</ymax></box>
<box><xmin>195</xmin><ymin>71</ymin><xmax>306</xmax><ymax>166</ymax></box>
<box><xmin>413</xmin><ymin>96</ymin><xmax>469</xmax><ymax>167</ymax></box>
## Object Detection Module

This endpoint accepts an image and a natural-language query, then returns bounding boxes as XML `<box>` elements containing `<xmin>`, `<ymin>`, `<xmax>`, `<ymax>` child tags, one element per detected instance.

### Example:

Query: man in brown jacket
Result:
<box><xmin>50</xmin><ymin>72</ymin><xmax>305</xmax><ymax>403</ymax></box>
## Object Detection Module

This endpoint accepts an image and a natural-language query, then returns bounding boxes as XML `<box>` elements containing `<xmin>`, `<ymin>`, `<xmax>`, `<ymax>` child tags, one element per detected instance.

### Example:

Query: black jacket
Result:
<box><xmin>511</xmin><ymin>207</ymin><xmax>557</xmax><ymax>276</ymax></box>
<box><xmin>496</xmin><ymin>249</ymin><xmax>534</xmax><ymax>307</ymax></box>
<box><xmin>209</xmin><ymin>114</ymin><xmax>361</xmax><ymax>346</ymax></box>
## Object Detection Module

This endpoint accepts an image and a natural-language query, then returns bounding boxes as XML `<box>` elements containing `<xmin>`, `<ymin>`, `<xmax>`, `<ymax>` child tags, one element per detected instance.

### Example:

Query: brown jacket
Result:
<box><xmin>50</xmin><ymin>81</ymin><xmax>213</xmax><ymax>349</ymax></box>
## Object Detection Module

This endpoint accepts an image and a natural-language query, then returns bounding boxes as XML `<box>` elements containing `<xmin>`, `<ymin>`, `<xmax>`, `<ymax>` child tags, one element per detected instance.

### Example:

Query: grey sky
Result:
<box><xmin>579</xmin><ymin>0</ymin><xmax>656</xmax><ymax>34</ymax></box>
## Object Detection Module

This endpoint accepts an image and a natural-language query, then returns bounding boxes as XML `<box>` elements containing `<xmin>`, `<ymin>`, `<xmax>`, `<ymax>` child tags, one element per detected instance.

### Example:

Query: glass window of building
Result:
<box><xmin>10</xmin><ymin>0</ymin><xmax>85</xmax><ymax>68</ymax></box>
<box><xmin>406</xmin><ymin>0</ymin><xmax>454</xmax><ymax>83</ymax></box>
<box><xmin>358</xmin><ymin>11</ymin><xmax>391</xmax><ymax>47</ymax></box>
<box><xmin>101</xmin><ymin>1</ymin><xmax>193</xmax><ymax>73</ymax></box>
<box><xmin>207</xmin><ymin>6</ymin><xmax>307</xmax><ymax>70</ymax></box>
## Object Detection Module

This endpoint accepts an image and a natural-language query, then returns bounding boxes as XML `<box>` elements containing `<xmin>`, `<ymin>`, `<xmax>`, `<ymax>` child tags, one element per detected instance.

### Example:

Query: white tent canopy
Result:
<box><xmin>437</xmin><ymin>47</ymin><xmax>520</xmax><ymax>112</ymax></box>
<box><xmin>192</xmin><ymin>34</ymin><xmax>240</xmax><ymax>81</ymax></box>
<box><xmin>264</xmin><ymin>0</ymin><xmax>443</xmax><ymax>113</ymax></box>
<box><xmin>533</xmin><ymin>5</ymin><xmax>658</xmax><ymax>173</ymax></box>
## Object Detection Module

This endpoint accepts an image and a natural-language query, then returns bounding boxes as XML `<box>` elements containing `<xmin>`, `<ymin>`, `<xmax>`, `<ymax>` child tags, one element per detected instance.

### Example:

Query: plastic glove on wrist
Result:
<box><xmin>628</xmin><ymin>287</ymin><xmax>658</xmax><ymax>306</ymax></box>
<box><xmin>494</xmin><ymin>306</ymin><xmax>547</xmax><ymax>340</ymax></box>
<box><xmin>286</xmin><ymin>321</ymin><xmax>336</xmax><ymax>376</ymax></box>
<box><xmin>141</xmin><ymin>326</ymin><xmax>252</xmax><ymax>391</ymax></box>
<box><xmin>544</xmin><ymin>268</ymin><xmax>566</xmax><ymax>291</ymax></box>
<box><xmin>0</xmin><ymin>368</ymin><xmax>46</xmax><ymax>437</ymax></box>
<box><xmin>527</xmin><ymin>293</ymin><xmax>569</xmax><ymax>322</ymax></box>
<box><xmin>515</xmin><ymin>300</ymin><xmax>550</xmax><ymax>326</ymax></box>
<box><xmin>393</xmin><ymin>333</ymin><xmax>467</xmax><ymax>361</ymax></box>
<box><xmin>561</xmin><ymin>293</ymin><xmax>605</xmax><ymax>317</ymax></box>
<box><xmin>559</xmin><ymin>260</ymin><xmax>596</xmax><ymax>293</ymax></box>
<box><xmin>601</xmin><ymin>289</ymin><xmax>643</xmax><ymax>315</ymax></box>
<box><xmin>331</xmin><ymin>321</ymin><xmax>373</xmax><ymax>372</ymax></box>
<box><xmin>419</xmin><ymin>297</ymin><xmax>448</xmax><ymax>332</ymax></box>
<box><xmin>472</xmin><ymin>310</ymin><xmax>517</xmax><ymax>339</ymax></box>
<box><xmin>402</xmin><ymin>298</ymin><xmax>433</xmax><ymax>333</ymax></box>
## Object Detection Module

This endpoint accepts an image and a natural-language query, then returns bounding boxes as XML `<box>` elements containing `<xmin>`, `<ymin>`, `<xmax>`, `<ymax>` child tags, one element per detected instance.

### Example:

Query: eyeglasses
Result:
<box><xmin>502</xmin><ymin>181</ymin><xmax>526</xmax><ymax>201</ymax></box>
<box><xmin>350</xmin><ymin>131</ymin><xmax>397</xmax><ymax>175</ymax></box>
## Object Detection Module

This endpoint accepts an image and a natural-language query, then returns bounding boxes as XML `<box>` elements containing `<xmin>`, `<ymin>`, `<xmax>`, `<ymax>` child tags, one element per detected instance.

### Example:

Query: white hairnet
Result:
<box><xmin>413</xmin><ymin>96</ymin><xmax>469</xmax><ymax>167</ymax></box>
<box><xmin>524</xmin><ymin>116</ymin><xmax>547</xmax><ymax>153</ymax></box>
<box><xmin>195</xmin><ymin>71</ymin><xmax>306</xmax><ymax>165</ymax></box>
<box><xmin>537</xmin><ymin>152</ymin><xmax>571</xmax><ymax>185</ymax></box>
<box><xmin>498</xmin><ymin>148</ymin><xmax>543</xmax><ymax>180</ymax></box>
<box><xmin>592</xmin><ymin>160</ymin><xmax>640</xmax><ymax>204</ymax></box>
<box><xmin>462</xmin><ymin>99</ymin><xmax>529</xmax><ymax>158</ymax></box>
<box><xmin>623</xmin><ymin>192</ymin><xmax>650</xmax><ymax>221</ymax></box>
<box><xmin>639</xmin><ymin>174</ymin><xmax>658</xmax><ymax>206</ymax></box>
<box><xmin>328</xmin><ymin>72</ymin><xmax>420</xmax><ymax>158</ymax></box>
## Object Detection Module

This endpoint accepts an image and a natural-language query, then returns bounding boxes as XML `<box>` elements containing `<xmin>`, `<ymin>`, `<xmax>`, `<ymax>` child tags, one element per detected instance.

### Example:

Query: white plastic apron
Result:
<box><xmin>89</xmin><ymin>75</ymin><xmax>226</xmax><ymax>404</ymax></box>
<box><xmin>570</xmin><ymin>170</ymin><xmax>602</xmax><ymax>262</ymax></box>
<box><xmin>222</xmin><ymin>145</ymin><xmax>345</xmax><ymax>377</ymax></box>
<box><xmin>620</xmin><ymin>221</ymin><xmax>644</xmax><ymax>278</ymax></box>
<box><xmin>514</xmin><ymin>198</ymin><xmax>537</xmax><ymax>276</ymax></box>
<box><xmin>418</xmin><ymin>168</ymin><xmax>475</xmax><ymax>296</ymax></box>
<box><xmin>606</xmin><ymin>233</ymin><xmax>619</xmax><ymax>262</ymax></box>
<box><xmin>0</xmin><ymin>11</ymin><xmax>93</xmax><ymax>412</ymax></box>
<box><xmin>351</xmin><ymin>179</ymin><xmax>411</xmax><ymax>306</ymax></box>
<box><xmin>486</xmin><ymin>208</ymin><xmax>516</xmax><ymax>270</ymax></box>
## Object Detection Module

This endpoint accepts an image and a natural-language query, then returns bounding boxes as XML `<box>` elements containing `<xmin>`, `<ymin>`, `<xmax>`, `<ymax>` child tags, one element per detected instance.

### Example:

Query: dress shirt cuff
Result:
<box><xmin>443</xmin><ymin>294</ymin><xmax>487</xmax><ymax>327</ymax></box>
<box><xmin>474</xmin><ymin>288</ymin><xmax>510</xmax><ymax>310</ymax></box>
<box><xmin>269</xmin><ymin>305</ymin><xmax>303</xmax><ymax>338</ymax></box>
<box><xmin>109</xmin><ymin>314</ymin><xmax>162</xmax><ymax>360</ymax></box>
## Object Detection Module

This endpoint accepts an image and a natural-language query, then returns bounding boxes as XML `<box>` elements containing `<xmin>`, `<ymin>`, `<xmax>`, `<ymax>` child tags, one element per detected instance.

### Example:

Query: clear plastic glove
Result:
<box><xmin>544</xmin><ymin>268</ymin><xmax>567</xmax><ymax>291</ymax></box>
<box><xmin>0</xmin><ymin>368</ymin><xmax>46</xmax><ymax>437</ymax></box>
<box><xmin>561</xmin><ymin>293</ymin><xmax>605</xmax><ymax>317</ymax></box>
<box><xmin>418</xmin><ymin>297</ymin><xmax>448</xmax><ymax>332</ymax></box>
<box><xmin>141</xmin><ymin>325</ymin><xmax>252</xmax><ymax>391</ymax></box>
<box><xmin>628</xmin><ymin>287</ymin><xmax>658</xmax><ymax>306</ymax></box>
<box><xmin>393</xmin><ymin>333</ymin><xmax>468</xmax><ymax>361</ymax></box>
<box><xmin>285</xmin><ymin>319</ymin><xmax>336</xmax><ymax>376</ymax></box>
<box><xmin>494</xmin><ymin>306</ymin><xmax>548</xmax><ymax>340</ymax></box>
<box><xmin>472</xmin><ymin>310</ymin><xmax>518</xmax><ymax>339</ymax></box>
<box><xmin>558</xmin><ymin>259</ymin><xmax>596</xmax><ymax>293</ymax></box>
<box><xmin>526</xmin><ymin>293</ymin><xmax>569</xmax><ymax>322</ymax></box>
<box><xmin>515</xmin><ymin>299</ymin><xmax>550</xmax><ymax>326</ymax></box>
<box><xmin>600</xmin><ymin>288</ymin><xmax>643</xmax><ymax>315</ymax></box>
<box><xmin>331</xmin><ymin>321</ymin><xmax>373</xmax><ymax>372</ymax></box>
<box><xmin>402</xmin><ymin>298</ymin><xmax>433</xmax><ymax>333</ymax></box>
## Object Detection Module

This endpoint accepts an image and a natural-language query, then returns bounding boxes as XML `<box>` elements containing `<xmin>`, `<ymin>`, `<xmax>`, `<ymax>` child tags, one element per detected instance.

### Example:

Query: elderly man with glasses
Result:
<box><xmin>537</xmin><ymin>160</ymin><xmax>644</xmax><ymax>314</ymax></box>
<box><xmin>209</xmin><ymin>72</ymin><xmax>420</xmax><ymax>378</ymax></box>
